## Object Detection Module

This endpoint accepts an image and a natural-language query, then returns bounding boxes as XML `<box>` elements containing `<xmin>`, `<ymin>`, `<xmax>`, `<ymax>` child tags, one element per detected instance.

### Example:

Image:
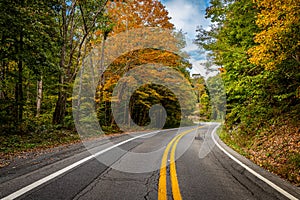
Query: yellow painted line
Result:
<box><xmin>158</xmin><ymin>127</ymin><xmax>200</xmax><ymax>200</ymax></box>
<box><xmin>170</xmin><ymin>133</ymin><xmax>186</xmax><ymax>200</ymax></box>
<box><xmin>158</xmin><ymin>133</ymin><xmax>182</xmax><ymax>200</ymax></box>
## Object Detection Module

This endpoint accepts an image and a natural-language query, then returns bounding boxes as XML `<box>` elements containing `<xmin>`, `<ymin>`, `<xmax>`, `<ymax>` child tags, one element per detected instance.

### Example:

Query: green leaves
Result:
<box><xmin>197</xmin><ymin>3</ymin><xmax>300</xmax><ymax>184</ymax></box>
<box><xmin>195</xmin><ymin>0</ymin><xmax>299</xmax><ymax>133</ymax></box>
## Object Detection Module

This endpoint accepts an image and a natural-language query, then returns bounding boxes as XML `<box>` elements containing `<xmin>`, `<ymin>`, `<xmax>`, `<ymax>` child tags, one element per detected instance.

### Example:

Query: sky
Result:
<box><xmin>161</xmin><ymin>0</ymin><xmax>217</xmax><ymax>78</ymax></box>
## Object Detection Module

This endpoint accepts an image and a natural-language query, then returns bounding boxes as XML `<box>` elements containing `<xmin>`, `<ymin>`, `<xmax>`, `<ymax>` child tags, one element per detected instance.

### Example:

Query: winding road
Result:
<box><xmin>1</xmin><ymin>123</ymin><xmax>299</xmax><ymax>200</ymax></box>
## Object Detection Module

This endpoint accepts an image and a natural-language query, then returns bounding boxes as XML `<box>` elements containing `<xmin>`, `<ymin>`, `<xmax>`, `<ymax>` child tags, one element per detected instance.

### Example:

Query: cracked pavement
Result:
<box><xmin>1</xmin><ymin>124</ymin><xmax>299</xmax><ymax>200</ymax></box>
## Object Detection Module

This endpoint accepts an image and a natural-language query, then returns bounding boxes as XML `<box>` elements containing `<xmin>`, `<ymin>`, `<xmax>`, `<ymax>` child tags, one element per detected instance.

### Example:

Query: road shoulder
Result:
<box><xmin>212</xmin><ymin>124</ymin><xmax>300</xmax><ymax>199</ymax></box>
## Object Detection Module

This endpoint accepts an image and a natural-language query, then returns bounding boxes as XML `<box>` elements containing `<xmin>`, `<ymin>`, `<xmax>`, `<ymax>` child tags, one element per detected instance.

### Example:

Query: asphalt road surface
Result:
<box><xmin>1</xmin><ymin>123</ymin><xmax>299</xmax><ymax>200</ymax></box>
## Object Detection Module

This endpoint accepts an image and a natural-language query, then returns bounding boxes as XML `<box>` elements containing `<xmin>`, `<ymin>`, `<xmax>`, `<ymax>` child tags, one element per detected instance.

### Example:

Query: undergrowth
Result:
<box><xmin>219</xmin><ymin>117</ymin><xmax>300</xmax><ymax>186</ymax></box>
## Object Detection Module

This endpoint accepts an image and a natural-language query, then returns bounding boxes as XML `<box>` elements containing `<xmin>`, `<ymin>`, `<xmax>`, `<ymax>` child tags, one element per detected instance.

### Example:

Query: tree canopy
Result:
<box><xmin>0</xmin><ymin>0</ymin><xmax>197</xmax><ymax>135</ymax></box>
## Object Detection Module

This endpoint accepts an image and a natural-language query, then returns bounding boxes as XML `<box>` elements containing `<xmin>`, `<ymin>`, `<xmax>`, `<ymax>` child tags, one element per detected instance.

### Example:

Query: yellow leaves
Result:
<box><xmin>108</xmin><ymin>48</ymin><xmax>182</xmax><ymax>71</ymax></box>
<box><xmin>103</xmin><ymin>75</ymin><xmax>119</xmax><ymax>91</ymax></box>
<box><xmin>135</xmin><ymin>90</ymin><xmax>150</xmax><ymax>98</ymax></box>
<box><xmin>248</xmin><ymin>0</ymin><xmax>300</xmax><ymax>70</ymax></box>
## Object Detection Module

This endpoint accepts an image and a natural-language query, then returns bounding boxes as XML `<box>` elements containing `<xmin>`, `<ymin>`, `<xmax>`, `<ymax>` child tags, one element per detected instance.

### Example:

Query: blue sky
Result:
<box><xmin>161</xmin><ymin>0</ymin><xmax>216</xmax><ymax>77</ymax></box>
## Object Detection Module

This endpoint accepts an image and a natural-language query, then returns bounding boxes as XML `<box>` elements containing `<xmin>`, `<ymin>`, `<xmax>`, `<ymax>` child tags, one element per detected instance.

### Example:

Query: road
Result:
<box><xmin>1</xmin><ymin>123</ymin><xmax>299</xmax><ymax>200</ymax></box>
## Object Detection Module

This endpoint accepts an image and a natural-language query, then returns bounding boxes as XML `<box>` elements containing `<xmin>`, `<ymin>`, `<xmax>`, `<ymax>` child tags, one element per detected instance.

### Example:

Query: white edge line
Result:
<box><xmin>211</xmin><ymin>125</ymin><xmax>298</xmax><ymax>200</ymax></box>
<box><xmin>1</xmin><ymin>130</ymin><xmax>160</xmax><ymax>200</ymax></box>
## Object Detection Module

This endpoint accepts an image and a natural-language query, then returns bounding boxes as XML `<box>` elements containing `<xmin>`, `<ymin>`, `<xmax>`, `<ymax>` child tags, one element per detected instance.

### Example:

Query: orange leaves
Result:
<box><xmin>218</xmin><ymin>67</ymin><xmax>226</xmax><ymax>73</ymax></box>
<box><xmin>107</xmin><ymin>0</ymin><xmax>174</xmax><ymax>35</ymax></box>
<box><xmin>92</xmin><ymin>1</ymin><xmax>192</xmax><ymax>125</ymax></box>
<box><xmin>246</xmin><ymin>122</ymin><xmax>300</xmax><ymax>185</ymax></box>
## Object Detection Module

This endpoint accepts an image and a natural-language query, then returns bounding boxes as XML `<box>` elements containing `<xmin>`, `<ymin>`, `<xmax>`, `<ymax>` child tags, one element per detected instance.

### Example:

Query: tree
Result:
<box><xmin>195</xmin><ymin>0</ymin><xmax>267</xmax><ymax>131</ymax></box>
<box><xmin>195</xmin><ymin>0</ymin><xmax>300</xmax><ymax>185</ymax></box>
<box><xmin>248</xmin><ymin>0</ymin><xmax>300</xmax><ymax>70</ymax></box>
<box><xmin>92</xmin><ymin>0</ymin><xmax>194</xmax><ymax>131</ymax></box>
<box><xmin>206</xmin><ymin>74</ymin><xmax>226</xmax><ymax>121</ymax></box>
<box><xmin>106</xmin><ymin>0</ymin><xmax>174</xmax><ymax>34</ymax></box>
<box><xmin>191</xmin><ymin>75</ymin><xmax>211</xmax><ymax>121</ymax></box>
<box><xmin>248</xmin><ymin>0</ymin><xmax>300</xmax><ymax>112</ymax></box>
<box><xmin>196</xmin><ymin>0</ymin><xmax>300</xmax><ymax>132</ymax></box>
<box><xmin>0</xmin><ymin>0</ymin><xmax>60</xmax><ymax>125</ymax></box>
<box><xmin>52</xmin><ymin>0</ymin><xmax>109</xmax><ymax>125</ymax></box>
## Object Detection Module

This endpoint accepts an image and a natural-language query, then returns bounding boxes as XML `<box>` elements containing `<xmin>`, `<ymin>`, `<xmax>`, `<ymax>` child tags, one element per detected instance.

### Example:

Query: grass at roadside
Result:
<box><xmin>0</xmin><ymin>122</ymin><xmax>188</xmax><ymax>168</ymax></box>
<box><xmin>218</xmin><ymin>127</ymin><xmax>249</xmax><ymax>157</ymax></box>
<box><xmin>0</xmin><ymin>128</ymin><xmax>80</xmax><ymax>166</ymax></box>
<box><xmin>219</xmin><ymin>124</ymin><xmax>300</xmax><ymax>186</ymax></box>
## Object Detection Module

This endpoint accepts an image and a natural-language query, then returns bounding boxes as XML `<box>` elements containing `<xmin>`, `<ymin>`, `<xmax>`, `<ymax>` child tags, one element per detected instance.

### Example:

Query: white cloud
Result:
<box><xmin>183</xmin><ymin>39</ymin><xmax>198</xmax><ymax>52</ymax></box>
<box><xmin>162</xmin><ymin>0</ymin><xmax>212</xmax><ymax>75</ymax></box>
<box><xmin>164</xmin><ymin>0</ymin><xmax>210</xmax><ymax>38</ymax></box>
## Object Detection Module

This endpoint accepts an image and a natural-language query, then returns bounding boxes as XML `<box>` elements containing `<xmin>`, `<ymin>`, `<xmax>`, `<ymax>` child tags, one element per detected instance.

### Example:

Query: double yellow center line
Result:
<box><xmin>158</xmin><ymin>127</ymin><xmax>199</xmax><ymax>200</ymax></box>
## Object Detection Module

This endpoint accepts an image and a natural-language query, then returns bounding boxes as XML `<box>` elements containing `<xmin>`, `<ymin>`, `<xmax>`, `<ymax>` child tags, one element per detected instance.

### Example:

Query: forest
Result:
<box><xmin>0</xmin><ymin>0</ymin><xmax>299</xmax><ymax>185</ymax></box>
<box><xmin>195</xmin><ymin>0</ymin><xmax>300</xmax><ymax>185</ymax></box>
<box><xmin>0</xmin><ymin>0</ymin><xmax>211</xmax><ymax>154</ymax></box>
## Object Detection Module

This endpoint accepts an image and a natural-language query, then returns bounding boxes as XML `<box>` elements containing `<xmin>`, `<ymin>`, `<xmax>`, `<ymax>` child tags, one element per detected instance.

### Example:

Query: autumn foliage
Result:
<box><xmin>92</xmin><ymin>0</ymin><xmax>195</xmax><ymax>131</ymax></box>
<box><xmin>197</xmin><ymin>0</ymin><xmax>300</xmax><ymax>185</ymax></box>
<box><xmin>248</xmin><ymin>0</ymin><xmax>300</xmax><ymax>70</ymax></box>
<box><xmin>106</xmin><ymin>0</ymin><xmax>174</xmax><ymax>34</ymax></box>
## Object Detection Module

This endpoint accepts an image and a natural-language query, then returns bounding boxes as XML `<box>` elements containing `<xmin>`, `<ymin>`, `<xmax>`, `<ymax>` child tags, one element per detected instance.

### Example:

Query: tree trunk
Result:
<box><xmin>16</xmin><ymin>27</ymin><xmax>24</xmax><ymax>123</ymax></box>
<box><xmin>124</xmin><ymin>102</ymin><xmax>127</xmax><ymax>125</ymax></box>
<box><xmin>75</xmin><ymin>66</ymin><xmax>84</xmax><ymax>124</ymax></box>
<box><xmin>53</xmin><ymin>74</ymin><xmax>68</xmax><ymax>124</ymax></box>
<box><xmin>53</xmin><ymin>1</ymin><xmax>67</xmax><ymax>125</ymax></box>
<box><xmin>128</xmin><ymin>110</ymin><xmax>131</xmax><ymax>128</ymax></box>
<box><xmin>36</xmin><ymin>77</ymin><xmax>43</xmax><ymax>117</ymax></box>
<box><xmin>52</xmin><ymin>0</ymin><xmax>108</xmax><ymax>125</ymax></box>
<box><xmin>53</xmin><ymin>73</ymin><xmax>67</xmax><ymax>125</ymax></box>
<box><xmin>98</xmin><ymin>35</ymin><xmax>106</xmax><ymax>105</ymax></box>
<box><xmin>53</xmin><ymin>91</ymin><xmax>67</xmax><ymax>125</ymax></box>
<box><xmin>0</xmin><ymin>59</ymin><xmax>6</xmax><ymax>100</ymax></box>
